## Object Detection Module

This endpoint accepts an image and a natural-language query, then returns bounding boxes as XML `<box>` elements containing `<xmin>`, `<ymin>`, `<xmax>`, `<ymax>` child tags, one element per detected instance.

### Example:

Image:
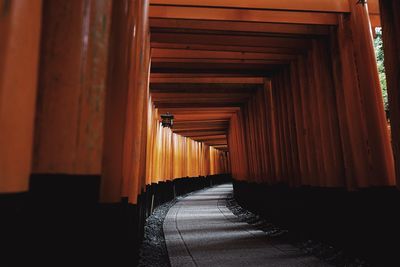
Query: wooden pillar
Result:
<box><xmin>348</xmin><ymin>0</ymin><xmax>395</xmax><ymax>186</ymax></box>
<box><xmin>33</xmin><ymin>0</ymin><xmax>112</xmax><ymax>175</ymax></box>
<box><xmin>125</xmin><ymin>0</ymin><xmax>150</xmax><ymax>203</ymax></box>
<box><xmin>298</xmin><ymin>55</ymin><xmax>320</xmax><ymax>186</ymax></box>
<box><xmin>255</xmin><ymin>87</ymin><xmax>269</xmax><ymax>182</ymax></box>
<box><xmin>0</xmin><ymin>0</ymin><xmax>42</xmax><ymax>193</ymax></box>
<box><xmin>290</xmin><ymin>62</ymin><xmax>310</xmax><ymax>185</ymax></box>
<box><xmin>228</xmin><ymin>112</ymin><xmax>248</xmax><ymax>181</ymax></box>
<box><xmin>379</xmin><ymin>0</ymin><xmax>400</xmax><ymax>187</ymax></box>
<box><xmin>101</xmin><ymin>0</ymin><xmax>150</xmax><ymax>204</ymax></box>
<box><xmin>272</xmin><ymin>76</ymin><xmax>288</xmax><ymax>183</ymax></box>
<box><xmin>282</xmin><ymin>69</ymin><xmax>301</xmax><ymax>186</ymax></box>
<box><xmin>330</xmin><ymin>16</ymin><xmax>369</xmax><ymax>189</ymax></box>
<box><xmin>263</xmin><ymin>81</ymin><xmax>279</xmax><ymax>183</ymax></box>
<box><xmin>311</xmin><ymin>39</ymin><xmax>345</xmax><ymax>187</ymax></box>
<box><xmin>100</xmin><ymin>1</ymin><xmax>131</xmax><ymax>203</ymax></box>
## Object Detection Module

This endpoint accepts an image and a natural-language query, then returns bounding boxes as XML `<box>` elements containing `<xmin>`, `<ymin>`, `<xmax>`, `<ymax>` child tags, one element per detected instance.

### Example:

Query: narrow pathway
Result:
<box><xmin>164</xmin><ymin>184</ymin><xmax>331</xmax><ymax>267</ymax></box>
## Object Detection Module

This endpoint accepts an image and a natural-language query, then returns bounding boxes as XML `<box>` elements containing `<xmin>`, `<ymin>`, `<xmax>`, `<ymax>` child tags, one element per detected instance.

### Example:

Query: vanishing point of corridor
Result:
<box><xmin>2</xmin><ymin>1</ymin><xmax>400</xmax><ymax>267</ymax></box>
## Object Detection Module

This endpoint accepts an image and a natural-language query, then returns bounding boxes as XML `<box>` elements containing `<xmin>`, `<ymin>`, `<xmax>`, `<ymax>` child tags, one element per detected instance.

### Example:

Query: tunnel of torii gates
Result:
<box><xmin>2</xmin><ymin>0</ymin><xmax>400</xmax><ymax>264</ymax></box>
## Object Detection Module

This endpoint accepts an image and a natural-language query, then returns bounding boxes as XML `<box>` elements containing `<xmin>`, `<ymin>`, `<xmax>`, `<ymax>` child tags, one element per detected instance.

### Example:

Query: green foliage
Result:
<box><xmin>374</xmin><ymin>28</ymin><xmax>389</xmax><ymax>112</ymax></box>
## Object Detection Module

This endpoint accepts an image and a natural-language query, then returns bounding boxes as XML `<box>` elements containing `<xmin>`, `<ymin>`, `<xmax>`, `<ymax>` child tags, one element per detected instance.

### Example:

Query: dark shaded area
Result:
<box><xmin>226</xmin><ymin>194</ymin><xmax>368</xmax><ymax>267</ymax></box>
<box><xmin>0</xmin><ymin>174</ymin><xmax>231</xmax><ymax>266</ymax></box>
<box><xmin>138</xmin><ymin>199</ymin><xmax>175</xmax><ymax>267</ymax></box>
<box><xmin>233</xmin><ymin>180</ymin><xmax>400</xmax><ymax>267</ymax></box>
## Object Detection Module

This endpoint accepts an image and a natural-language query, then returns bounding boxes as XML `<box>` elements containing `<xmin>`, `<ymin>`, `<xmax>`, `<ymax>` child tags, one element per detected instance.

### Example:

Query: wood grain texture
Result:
<box><xmin>33</xmin><ymin>0</ymin><xmax>112</xmax><ymax>175</ymax></box>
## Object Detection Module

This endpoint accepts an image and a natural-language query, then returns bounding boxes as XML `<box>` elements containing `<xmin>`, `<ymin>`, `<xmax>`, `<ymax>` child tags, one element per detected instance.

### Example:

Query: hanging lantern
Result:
<box><xmin>161</xmin><ymin>112</ymin><xmax>174</xmax><ymax>128</ymax></box>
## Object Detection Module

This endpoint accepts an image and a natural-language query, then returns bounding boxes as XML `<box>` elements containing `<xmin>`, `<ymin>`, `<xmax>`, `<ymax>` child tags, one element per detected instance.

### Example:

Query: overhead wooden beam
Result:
<box><xmin>151</xmin><ymin>62</ymin><xmax>281</xmax><ymax>75</ymax></box>
<box><xmin>150</xmin><ymin>0</ymin><xmax>380</xmax><ymax>14</ymax></box>
<box><xmin>150</xmin><ymin>18</ymin><xmax>330</xmax><ymax>35</ymax></box>
<box><xmin>173</xmin><ymin>119</ymin><xmax>229</xmax><ymax>125</ymax></box>
<box><xmin>205</xmin><ymin>141</ymin><xmax>228</xmax><ymax>146</ymax></box>
<box><xmin>151</xmin><ymin>58</ymin><xmax>290</xmax><ymax>65</ymax></box>
<box><xmin>173</xmin><ymin>126</ymin><xmax>228</xmax><ymax>132</ymax></box>
<box><xmin>172</xmin><ymin>113</ymin><xmax>234</xmax><ymax>121</ymax></box>
<box><xmin>151</xmin><ymin>73</ymin><xmax>268</xmax><ymax>78</ymax></box>
<box><xmin>202</xmin><ymin>143</ymin><xmax>229</xmax><ymax>146</ymax></box>
<box><xmin>152</xmin><ymin>48</ymin><xmax>298</xmax><ymax>61</ymax></box>
<box><xmin>152</xmin><ymin>58</ymin><xmax>291</xmax><ymax>65</ymax></box>
<box><xmin>150</xmin><ymin>0</ymin><xmax>349</xmax><ymax>12</ymax></box>
<box><xmin>152</xmin><ymin>92</ymin><xmax>251</xmax><ymax>99</ymax></box>
<box><xmin>149</xmin><ymin>6</ymin><xmax>339</xmax><ymax>25</ymax></box>
<box><xmin>150</xmin><ymin>83</ymin><xmax>260</xmax><ymax>92</ymax></box>
<box><xmin>155</xmin><ymin>102</ymin><xmax>244</xmax><ymax>108</ymax></box>
<box><xmin>191</xmin><ymin>135</ymin><xmax>227</xmax><ymax>141</ymax></box>
<box><xmin>151</xmin><ymin>33</ymin><xmax>310</xmax><ymax>49</ymax></box>
<box><xmin>212</xmin><ymin>147</ymin><xmax>229</xmax><ymax>150</ymax></box>
<box><xmin>157</xmin><ymin>107</ymin><xmax>241</xmax><ymax>113</ymax></box>
<box><xmin>151</xmin><ymin>77</ymin><xmax>264</xmax><ymax>84</ymax></box>
<box><xmin>177</xmin><ymin>131</ymin><xmax>228</xmax><ymax>137</ymax></box>
<box><xmin>151</xmin><ymin>42</ymin><xmax>303</xmax><ymax>54</ymax></box>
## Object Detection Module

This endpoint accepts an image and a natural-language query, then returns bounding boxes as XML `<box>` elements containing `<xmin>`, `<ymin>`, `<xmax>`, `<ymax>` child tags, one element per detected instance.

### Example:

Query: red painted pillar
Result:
<box><xmin>311</xmin><ymin>39</ymin><xmax>345</xmax><ymax>187</ymax></box>
<box><xmin>125</xmin><ymin>0</ymin><xmax>150</xmax><ymax>203</ymax></box>
<box><xmin>33</xmin><ymin>0</ymin><xmax>112</xmax><ymax>175</ymax></box>
<box><xmin>298</xmin><ymin>55</ymin><xmax>320</xmax><ymax>186</ymax></box>
<box><xmin>262</xmin><ymin>81</ymin><xmax>278</xmax><ymax>182</ymax></box>
<box><xmin>379</xmin><ymin>0</ymin><xmax>400</xmax><ymax>188</ymax></box>
<box><xmin>283</xmin><ymin>69</ymin><xmax>301</xmax><ymax>186</ymax></box>
<box><xmin>100</xmin><ymin>0</ymin><xmax>131</xmax><ymax>203</ymax></box>
<box><xmin>290</xmin><ymin>62</ymin><xmax>310</xmax><ymax>185</ymax></box>
<box><xmin>0</xmin><ymin>0</ymin><xmax>42</xmax><ymax>193</ymax></box>
<box><xmin>349</xmin><ymin>0</ymin><xmax>395</xmax><ymax>186</ymax></box>
<box><xmin>101</xmin><ymin>0</ymin><xmax>150</xmax><ymax>204</ymax></box>
<box><xmin>330</xmin><ymin>16</ymin><xmax>370</xmax><ymax>189</ymax></box>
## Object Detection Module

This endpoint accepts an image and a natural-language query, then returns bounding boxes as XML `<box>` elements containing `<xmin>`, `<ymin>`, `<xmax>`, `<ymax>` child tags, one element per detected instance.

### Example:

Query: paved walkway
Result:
<box><xmin>163</xmin><ymin>184</ymin><xmax>331</xmax><ymax>267</ymax></box>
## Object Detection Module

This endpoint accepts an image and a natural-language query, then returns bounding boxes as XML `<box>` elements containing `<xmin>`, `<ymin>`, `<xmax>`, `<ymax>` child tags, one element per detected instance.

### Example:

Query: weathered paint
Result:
<box><xmin>33</xmin><ymin>0</ymin><xmax>112</xmax><ymax>175</ymax></box>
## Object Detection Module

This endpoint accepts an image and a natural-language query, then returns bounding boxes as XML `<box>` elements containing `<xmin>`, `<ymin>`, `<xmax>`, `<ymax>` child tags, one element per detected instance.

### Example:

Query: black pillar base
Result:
<box><xmin>233</xmin><ymin>179</ymin><xmax>400</xmax><ymax>266</ymax></box>
<box><xmin>0</xmin><ymin>174</ymin><xmax>232</xmax><ymax>266</ymax></box>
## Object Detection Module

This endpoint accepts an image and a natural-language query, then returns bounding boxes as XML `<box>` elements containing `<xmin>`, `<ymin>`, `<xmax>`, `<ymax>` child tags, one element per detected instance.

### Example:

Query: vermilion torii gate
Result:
<box><xmin>2</xmin><ymin>0</ymin><xmax>398</xmax><ymax>198</ymax></box>
<box><xmin>1</xmin><ymin>0</ymin><xmax>400</xmax><ymax>265</ymax></box>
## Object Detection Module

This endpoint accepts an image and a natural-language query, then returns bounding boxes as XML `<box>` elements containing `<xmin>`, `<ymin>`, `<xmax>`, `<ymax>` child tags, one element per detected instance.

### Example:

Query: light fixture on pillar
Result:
<box><xmin>161</xmin><ymin>112</ymin><xmax>174</xmax><ymax>128</ymax></box>
<box><xmin>357</xmin><ymin>0</ymin><xmax>367</xmax><ymax>5</ymax></box>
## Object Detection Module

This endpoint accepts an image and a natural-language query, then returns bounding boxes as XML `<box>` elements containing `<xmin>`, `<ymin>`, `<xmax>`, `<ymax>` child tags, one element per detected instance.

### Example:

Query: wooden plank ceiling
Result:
<box><xmin>149</xmin><ymin>0</ymin><xmax>380</xmax><ymax>152</ymax></box>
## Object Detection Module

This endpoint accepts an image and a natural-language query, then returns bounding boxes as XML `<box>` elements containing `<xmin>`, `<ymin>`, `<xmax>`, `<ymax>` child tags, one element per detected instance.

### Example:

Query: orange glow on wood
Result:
<box><xmin>0</xmin><ymin>0</ymin><xmax>42</xmax><ymax>193</ymax></box>
<box><xmin>150</xmin><ymin>0</ymin><xmax>350</xmax><ymax>12</ymax></box>
<box><xmin>146</xmin><ymin>101</ymin><xmax>229</xmax><ymax>183</ymax></box>
<box><xmin>33</xmin><ymin>0</ymin><xmax>112</xmax><ymax>175</ymax></box>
